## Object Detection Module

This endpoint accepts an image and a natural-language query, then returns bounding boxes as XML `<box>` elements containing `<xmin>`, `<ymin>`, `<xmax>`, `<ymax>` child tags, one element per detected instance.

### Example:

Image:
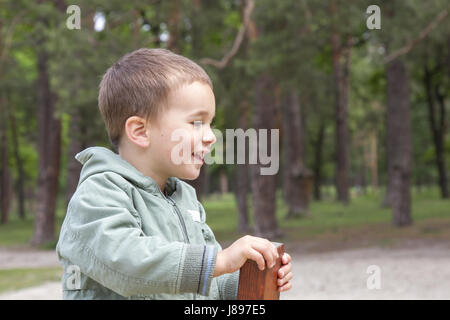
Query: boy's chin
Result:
<box><xmin>177</xmin><ymin>165</ymin><xmax>202</xmax><ymax>181</ymax></box>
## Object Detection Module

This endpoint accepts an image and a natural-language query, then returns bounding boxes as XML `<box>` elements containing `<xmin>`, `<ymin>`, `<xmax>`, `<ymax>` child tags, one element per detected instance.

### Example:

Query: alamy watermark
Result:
<box><xmin>366</xmin><ymin>5</ymin><xmax>381</xmax><ymax>30</ymax></box>
<box><xmin>66</xmin><ymin>5</ymin><xmax>81</xmax><ymax>30</ymax></box>
<box><xmin>170</xmin><ymin>128</ymin><xmax>280</xmax><ymax>176</ymax></box>
<box><xmin>66</xmin><ymin>264</ymin><xmax>81</xmax><ymax>290</ymax></box>
<box><xmin>366</xmin><ymin>265</ymin><xmax>381</xmax><ymax>290</ymax></box>
<box><xmin>67</xmin><ymin>5</ymin><xmax>381</xmax><ymax>31</ymax></box>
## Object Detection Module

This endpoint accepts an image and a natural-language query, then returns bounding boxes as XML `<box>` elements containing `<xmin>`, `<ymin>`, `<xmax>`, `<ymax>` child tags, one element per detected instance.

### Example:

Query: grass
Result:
<box><xmin>0</xmin><ymin>216</ymin><xmax>64</xmax><ymax>249</ymax></box>
<box><xmin>1</xmin><ymin>186</ymin><xmax>448</xmax><ymax>248</ymax></box>
<box><xmin>202</xmin><ymin>186</ymin><xmax>450</xmax><ymax>248</ymax></box>
<box><xmin>0</xmin><ymin>218</ymin><xmax>35</xmax><ymax>247</ymax></box>
<box><xmin>0</xmin><ymin>267</ymin><xmax>63</xmax><ymax>294</ymax></box>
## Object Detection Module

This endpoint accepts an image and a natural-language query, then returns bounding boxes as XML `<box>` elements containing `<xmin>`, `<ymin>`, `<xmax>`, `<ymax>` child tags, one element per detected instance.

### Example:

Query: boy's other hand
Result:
<box><xmin>277</xmin><ymin>253</ymin><xmax>292</xmax><ymax>292</ymax></box>
<box><xmin>213</xmin><ymin>235</ymin><xmax>279</xmax><ymax>277</ymax></box>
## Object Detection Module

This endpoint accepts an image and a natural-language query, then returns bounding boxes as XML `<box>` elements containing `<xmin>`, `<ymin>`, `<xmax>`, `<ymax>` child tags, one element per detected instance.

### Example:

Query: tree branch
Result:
<box><xmin>384</xmin><ymin>8</ymin><xmax>449</xmax><ymax>64</ymax></box>
<box><xmin>199</xmin><ymin>0</ymin><xmax>254</xmax><ymax>69</ymax></box>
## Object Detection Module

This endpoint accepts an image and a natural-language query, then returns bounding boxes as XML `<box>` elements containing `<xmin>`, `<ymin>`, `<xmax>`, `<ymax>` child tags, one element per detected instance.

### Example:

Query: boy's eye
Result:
<box><xmin>192</xmin><ymin>120</ymin><xmax>203</xmax><ymax>129</ymax></box>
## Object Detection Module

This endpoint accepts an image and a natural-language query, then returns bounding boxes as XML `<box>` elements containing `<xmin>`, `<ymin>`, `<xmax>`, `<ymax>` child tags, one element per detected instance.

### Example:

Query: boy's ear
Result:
<box><xmin>124</xmin><ymin>116</ymin><xmax>150</xmax><ymax>148</ymax></box>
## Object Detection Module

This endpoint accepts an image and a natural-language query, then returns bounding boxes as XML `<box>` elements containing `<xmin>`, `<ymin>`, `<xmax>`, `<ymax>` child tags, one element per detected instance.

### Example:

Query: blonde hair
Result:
<box><xmin>98</xmin><ymin>48</ymin><xmax>213</xmax><ymax>150</ymax></box>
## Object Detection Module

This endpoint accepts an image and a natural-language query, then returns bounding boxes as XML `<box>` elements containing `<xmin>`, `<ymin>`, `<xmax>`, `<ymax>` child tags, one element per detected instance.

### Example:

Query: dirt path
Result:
<box><xmin>0</xmin><ymin>246</ymin><xmax>62</xmax><ymax>300</ymax></box>
<box><xmin>1</xmin><ymin>241</ymin><xmax>450</xmax><ymax>300</ymax></box>
<box><xmin>0</xmin><ymin>247</ymin><xmax>60</xmax><ymax>270</ymax></box>
<box><xmin>282</xmin><ymin>242</ymin><xmax>450</xmax><ymax>299</ymax></box>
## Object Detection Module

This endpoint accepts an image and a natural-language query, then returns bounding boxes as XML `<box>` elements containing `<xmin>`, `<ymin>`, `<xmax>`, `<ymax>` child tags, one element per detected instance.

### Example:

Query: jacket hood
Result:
<box><xmin>75</xmin><ymin>146</ymin><xmax>178</xmax><ymax>195</ymax></box>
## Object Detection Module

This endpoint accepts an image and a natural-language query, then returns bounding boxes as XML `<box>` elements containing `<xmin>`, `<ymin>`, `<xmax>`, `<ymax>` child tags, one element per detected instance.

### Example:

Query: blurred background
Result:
<box><xmin>0</xmin><ymin>0</ymin><xmax>449</xmax><ymax>299</ymax></box>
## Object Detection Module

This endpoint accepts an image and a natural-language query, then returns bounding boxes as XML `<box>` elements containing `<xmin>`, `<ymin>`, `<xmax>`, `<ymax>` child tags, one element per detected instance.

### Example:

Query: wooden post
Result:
<box><xmin>237</xmin><ymin>242</ymin><xmax>284</xmax><ymax>300</ymax></box>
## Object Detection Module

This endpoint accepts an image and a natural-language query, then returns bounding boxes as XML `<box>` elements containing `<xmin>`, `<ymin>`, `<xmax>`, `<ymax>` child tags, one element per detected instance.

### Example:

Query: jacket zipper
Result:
<box><xmin>166</xmin><ymin>196</ymin><xmax>190</xmax><ymax>244</ymax></box>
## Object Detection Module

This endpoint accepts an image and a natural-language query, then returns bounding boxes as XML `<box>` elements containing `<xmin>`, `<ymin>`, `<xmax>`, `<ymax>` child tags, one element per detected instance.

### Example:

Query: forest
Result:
<box><xmin>0</xmin><ymin>0</ymin><xmax>449</xmax><ymax>247</ymax></box>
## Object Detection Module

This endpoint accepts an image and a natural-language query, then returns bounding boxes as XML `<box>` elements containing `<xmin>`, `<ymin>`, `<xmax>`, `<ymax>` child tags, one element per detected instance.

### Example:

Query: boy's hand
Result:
<box><xmin>213</xmin><ymin>235</ymin><xmax>279</xmax><ymax>277</ymax></box>
<box><xmin>277</xmin><ymin>253</ymin><xmax>293</xmax><ymax>292</ymax></box>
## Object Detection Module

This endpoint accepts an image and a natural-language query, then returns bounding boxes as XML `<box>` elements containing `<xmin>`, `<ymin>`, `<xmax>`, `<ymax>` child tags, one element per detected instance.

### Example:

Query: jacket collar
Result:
<box><xmin>75</xmin><ymin>146</ymin><xmax>179</xmax><ymax>196</ymax></box>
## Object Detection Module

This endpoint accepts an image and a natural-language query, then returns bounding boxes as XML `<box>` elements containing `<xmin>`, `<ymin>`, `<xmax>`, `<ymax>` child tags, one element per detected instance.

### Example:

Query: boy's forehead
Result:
<box><xmin>167</xmin><ymin>103</ymin><xmax>215</xmax><ymax>118</ymax></box>
<box><xmin>167</xmin><ymin>83</ymin><xmax>216</xmax><ymax>117</ymax></box>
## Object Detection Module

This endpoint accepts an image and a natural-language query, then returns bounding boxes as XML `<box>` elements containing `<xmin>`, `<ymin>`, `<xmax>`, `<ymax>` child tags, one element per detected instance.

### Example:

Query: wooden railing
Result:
<box><xmin>237</xmin><ymin>242</ymin><xmax>284</xmax><ymax>300</ymax></box>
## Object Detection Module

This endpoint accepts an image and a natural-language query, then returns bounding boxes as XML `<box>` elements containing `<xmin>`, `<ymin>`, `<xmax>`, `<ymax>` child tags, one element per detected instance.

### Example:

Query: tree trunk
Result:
<box><xmin>330</xmin><ymin>27</ymin><xmax>352</xmax><ymax>204</ymax></box>
<box><xmin>329</xmin><ymin>0</ymin><xmax>352</xmax><ymax>204</ymax></box>
<box><xmin>434</xmin><ymin>87</ymin><xmax>449</xmax><ymax>198</ymax></box>
<box><xmin>65</xmin><ymin>111</ymin><xmax>83</xmax><ymax>207</ymax></box>
<box><xmin>235</xmin><ymin>100</ymin><xmax>251</xmax><ymax>234</ymax></box>
<box><xmin>386</xmin><ymin>58</ymin><xmax>412</xmax><ymax>227</ymax></box>
<box><xmin>246</xmin><ymin>2</ymin><xmax>281</xmax><ymax>239</ymax></box>
<box><xmin>250</xmin><ymin>74</ymin><xmax>282</xmax><ymax>239</ymax></box>
<box><xmin>184</xmin><ymin>165</ymin><xmax>207</xmax><ymax>201</ymax></box>
<box><xmin>313</xmin><ymin>120</ymin><xmax>326</xmax><ymax>201</ymax></box>
<box><xmin>166</xmin><ymin>0</ymin><xmax>181</xmax><ymax>53</ymax></box>
<box><xmin>31</xmin><ymin>48</ymin><xmax>62</xmax><ymax>245</ymax></box>
<box><xmin>0</xmin><ymin>94</ymin><xmax>11</xmax><ymax>224</ymax></box>
<box><xmin>282</xmin><ymin>89</ymin><xmax>311</xmax><ymax>218</ymax></box>
<box><xmin>383</xmin><ymin>104</ymin><xmax>394</xmax><ymax>207</ymax></box>
<box><xmin>424</xmin><ymin>62</ymin><xmax>449</xmax><ymax>198</ymax></box>
<box><xmin>233</xmin><ymin>0</ymin><xmax>254</xmax><ymax>234</ymax></box>
<box><xmin>368</xmin><ymin>131</ymin><xmax>378</xmax><ymax>190</ymax></box>
<box><xmin>8</xmin><ymin>94</ymin><xmax>26</xmax><ymax>219</ymax></box>
<box><xmin>235</xmin><ymin>163</ymin><xmax>250</xmax><ymax>233</ymax></box>
<box><xmin>219</xmin><ymin>168</ymin><xmax>228</xmax><ymax>194</ymax></box>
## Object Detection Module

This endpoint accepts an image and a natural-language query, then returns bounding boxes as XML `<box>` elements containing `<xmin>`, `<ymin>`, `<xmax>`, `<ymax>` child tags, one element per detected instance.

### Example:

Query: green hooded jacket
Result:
<box><xmin>56</xmin><ymin>147</ymin><xmax>239</xmax><ymax>300</ymax></box>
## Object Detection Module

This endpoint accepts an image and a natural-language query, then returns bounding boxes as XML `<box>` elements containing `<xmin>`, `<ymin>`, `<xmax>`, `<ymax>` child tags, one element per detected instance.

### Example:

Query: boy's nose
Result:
<box><xmin>202</xmin><ymin>126</ymin><xmax>216</xmax><ymax>145</ymax></box>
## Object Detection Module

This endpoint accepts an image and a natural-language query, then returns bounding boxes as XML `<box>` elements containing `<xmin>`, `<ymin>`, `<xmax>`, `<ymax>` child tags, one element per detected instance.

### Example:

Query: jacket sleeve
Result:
<box><xmin>56</xmin><ymin>174</ymin><xmax>218</xmax><ymax>297</ymax></box>
<box><xmin>197</xmin><ymin>201</ymin><xmax>240</xmax><ymax>300</ymax></box>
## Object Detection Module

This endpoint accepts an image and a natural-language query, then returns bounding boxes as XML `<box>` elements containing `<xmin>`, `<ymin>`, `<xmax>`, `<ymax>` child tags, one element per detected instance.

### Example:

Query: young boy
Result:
<box><xmin>56</xmin><ymin>48</ymin><xmax>292</xmax><ymax>300</ymax></box>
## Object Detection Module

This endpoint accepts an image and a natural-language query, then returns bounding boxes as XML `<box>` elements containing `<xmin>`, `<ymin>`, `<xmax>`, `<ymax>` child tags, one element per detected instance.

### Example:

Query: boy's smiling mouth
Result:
<box><xmin>192</xmin><ymin>152</ymin><xmax>204</xmax><ymax>164</ymax></box>
<box><xmin>192</xmin><ymin>150</ymin><xmax>209</xmax><ymax>164</ymax></box>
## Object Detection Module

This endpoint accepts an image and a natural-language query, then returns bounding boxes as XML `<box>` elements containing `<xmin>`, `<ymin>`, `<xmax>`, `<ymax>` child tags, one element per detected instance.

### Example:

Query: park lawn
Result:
<box><xmin>203</xmin><ymin>187</ymin><xmax>450</xmax><ymax>247</ymax></box>
<box><xmin>0</xmin><ymin>215</ymin><xmax>64</xmax><ymax>248</ymax></box>
<box><xmin>0</xmin><ymin>187</ymin><xmax>448</xmax><ymax>248</ymax></box>
<box><xmin>0</xmin><ymin>267</ymin><xmax>63</xmax><ymax>294</ymax></box>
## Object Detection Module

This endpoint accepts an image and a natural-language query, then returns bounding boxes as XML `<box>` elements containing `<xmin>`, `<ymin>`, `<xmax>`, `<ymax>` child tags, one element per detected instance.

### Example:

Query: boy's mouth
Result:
<box><xmin>192</xmin><ymin>152</ymin><xmax>204</xmax><ymax>164</ymax></box>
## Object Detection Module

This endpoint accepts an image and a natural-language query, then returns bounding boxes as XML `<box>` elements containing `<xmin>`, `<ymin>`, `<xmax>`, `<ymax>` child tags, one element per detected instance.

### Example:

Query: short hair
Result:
<box><xmin>98</xmin><ymin>48</ymin><xmax>213</xmax><ymax>150</ymax></box>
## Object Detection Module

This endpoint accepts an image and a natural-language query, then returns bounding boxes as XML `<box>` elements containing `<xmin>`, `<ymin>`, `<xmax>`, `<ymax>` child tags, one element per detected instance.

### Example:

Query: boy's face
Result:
<box><xmin>146</xmin><ymin>81</ymin><xmax>216</xmax><ymax>182</ymax></box>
